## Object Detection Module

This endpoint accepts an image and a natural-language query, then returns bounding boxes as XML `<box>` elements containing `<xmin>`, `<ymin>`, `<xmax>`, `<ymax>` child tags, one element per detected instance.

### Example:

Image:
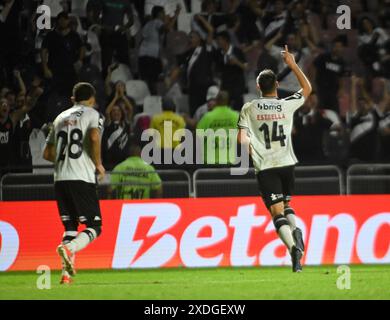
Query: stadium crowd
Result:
<box><xmin>1</xmin><ymin>0</ymin><xmax>390</xmax><ymax>179</ymax></box>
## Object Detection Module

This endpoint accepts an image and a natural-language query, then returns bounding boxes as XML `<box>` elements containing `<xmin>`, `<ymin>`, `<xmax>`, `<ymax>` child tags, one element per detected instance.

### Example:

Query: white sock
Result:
<box><xmin>66</xmin><ymin>228</ymin><xmax>97</xmax><ymax>254</ymax></box>
<box><xmin>284</xmin><ymin>208</ymin><xmax>297</xmax><ymax>231</ymax></box>
<box><xmin>277</xmin><ymin>225</ymin><xmax>295</xmax><ymax>251</ymax></box>
<box><xmin>273</xmin><ymin>214</ymin><xmax>295</xmax><ymax>251</ymax></box>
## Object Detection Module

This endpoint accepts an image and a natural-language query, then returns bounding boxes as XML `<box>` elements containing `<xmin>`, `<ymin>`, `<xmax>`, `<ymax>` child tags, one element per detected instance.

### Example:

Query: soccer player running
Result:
<box><xmin>237</xmin><ymin>46</ymin><xmax>312</xmax><ymax>272</ymax></box>
<box><xmin>43</xmin><ymin>83</ymin><xmax>105</xmax><ymax>284</ymax></box>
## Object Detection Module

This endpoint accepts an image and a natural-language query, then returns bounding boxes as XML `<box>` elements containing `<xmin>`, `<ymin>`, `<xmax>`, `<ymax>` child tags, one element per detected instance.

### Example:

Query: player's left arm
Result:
<box><xmin>90</xmin><ymin>127</ymin><xmax>105</xmax><ymax>182</ymax></box>
<box><xmin>237</xmin><ymin>104</ymin><xmax>251</xmax><ymax>155</ymax></box>
<box><xmin>229</xmin><ymin>49</ymin><xmax>248</xmax><ymax>71</ymax></box>
<box><xmin>43</xmin><ymin>124</ymin><xmax>56</xmax><ymax>163</ymax></box>
<box><xmin>237</xmin><ymin>128</ymin><xmax>251</xmax><ymax>156</ymax></box>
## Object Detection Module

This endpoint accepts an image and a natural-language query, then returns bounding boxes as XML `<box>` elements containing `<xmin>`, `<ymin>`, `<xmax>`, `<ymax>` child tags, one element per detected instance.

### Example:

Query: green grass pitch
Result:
<box><xmin>1</xmin><ymin>265</ymin><xmax>389</xmax><ymax>300</ymax></box>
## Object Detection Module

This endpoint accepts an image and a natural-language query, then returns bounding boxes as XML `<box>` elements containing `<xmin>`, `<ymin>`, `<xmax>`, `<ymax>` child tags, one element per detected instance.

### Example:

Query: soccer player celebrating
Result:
<box><xmin>237</xmin><ymin>46</ymin><xmax>312</xmax><ymax>272</ymax></box>
<box><xmin>43</xmin><ymin>83</ymin><xmax>105</xmax><ymax>284</ymax></box>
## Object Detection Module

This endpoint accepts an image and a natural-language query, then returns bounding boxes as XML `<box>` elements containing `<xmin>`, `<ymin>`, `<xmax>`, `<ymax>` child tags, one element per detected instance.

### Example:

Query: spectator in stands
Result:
<box><xmin>191</xmin><ymin>0</ymin><xmax>227</xmax><ymax>40</ymax></box>
<box><xmin>380</xmin><ymin>40</ymin><xmax>390</xmax><ymax>79</ymax></box>
<box><xmin>215</xmin><ymin>31</ymin><xmax>248</xmax><ymax>111</ymax></box>
<box><xmin>144</xmin><ymin>0</ymin><xmax>185</xmax><ymax>18</ymax></box>
<box><xmin>196</xmin><ymin>91</ymin><xmax>239</xmax><ymax>165</ymax></box>
<box><xmin>0</xmin><ymin>0</ymin><xmax>23</xmax><ymax>86</ymax></box>
<box><xmin>256</xmin><ymin>40</ymin><xmax>279</xmax><ymax>76</ymax></box>
<box><xmin>227</xmin><ymin>0</ymin><xmax>263</xmax><ymax>49</ymax></box>
<box><xmin>378</xmin><ymin>106</ymin><xmax>390</xmax><ymax>161</ymax></box>
<box><xmin>312</xmin><ymin>36</ymin><xmax>347</xmax><ymax>113</ymax></box>
<box><xmin>0</xmin><ymin>89</ymin><xmax>41</xmax><ymax>177</ymax></box>
<box><xmin>357</xmin><ymin>16</ymin><xmax>389</xmax><ymax>76</ymax></box>
<box><xmin>110</xmin><ymin>143</ymin><xmax>162</xmax><ymax>199</ymax></box>
<box><xmin>177</xmin><ymin>21</ymin><xmax>214</xmax><ymax>116</ymax></box>
<box><xmin>347</xmin><ymin>76</ymin><xmax>379</xmax><ymax>162</ymax></box>
<box><xmin>13</xmin><ymin>83</ymin><xmax>44</xmax><ymax>172</ymax></box>
<box><xmin>202</xmin><ymin>86</ymin><xmax>219</xmax><ymax>118</ymax></box>
<box><xmin>41</xmin><ymin>11</ymin><xmax>86</xmax><ymax>96</ymax></box>
<box><xmin>372</xmin><ymin>78</ymin><xmax>390</xmax><ymax>161</ymax></box>
<box><xmin>102</xmin><ymin>81</ymin><xmax>134</xmax><ymax>170</ymax></box>
<box><xmin>185</xmin><ymin>85</ymin><xmax>219</xmax><ymax>129</ymax></box>
<box><xmin>0</xmin><ymin>70</ymin><xmax>26</xmax><ymax>113</ymax></box>
<box><xmin>262</xmin><ymin>0</ymin><xmax>288</xmax><ymax>41</ymax></box>
<box><xmin>292</xmin><ymin>91</ymin><xmax>339</xmax><ymax>164</ymax></box>
<box><xmin>87</xmin><ymin>0</ymin><xmax>134</xmax><ymax>73</ymax></box>
<box><xmin>378</xmin><ymin>0</ymin><xmax>390</xmax><ymax>29</ymax></box>
<box><xmin>150</xmin><ymin>96</ymin><xmax>185</xmax><ymax>150</ymax></box>
<box><xmin>138</xmin><ymin>5</ymin><xmax>181</xmax><ymax>94</ymax></box>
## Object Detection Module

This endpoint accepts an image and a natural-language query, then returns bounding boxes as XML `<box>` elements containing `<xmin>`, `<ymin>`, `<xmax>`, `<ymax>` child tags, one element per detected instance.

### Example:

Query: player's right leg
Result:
<box><xmin>257</xmin><ymin>169</ymin><xmax>302</xmax><ymax>272</ymax></box>
<box><xmin>269</xmin><ymin>202</ymin><xmax>302</xmax><ymax>273</ymax></box>
<box><xmin>61</xmin><ymin>181</ymin><xmax>103</xmax><ymax>256</ymax></box>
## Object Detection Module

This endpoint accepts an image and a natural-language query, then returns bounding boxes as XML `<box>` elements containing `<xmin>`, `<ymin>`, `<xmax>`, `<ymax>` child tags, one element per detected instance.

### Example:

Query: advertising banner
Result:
<box><xmin>0</xmin><ymin>196</ymin><xmax>389</xmax><ymax>271</ymax></box>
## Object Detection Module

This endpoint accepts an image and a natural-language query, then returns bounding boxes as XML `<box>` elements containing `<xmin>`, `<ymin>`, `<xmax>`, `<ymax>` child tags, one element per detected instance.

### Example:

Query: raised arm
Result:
<box><xmin>350</xmin><ymin>75</ymin><xmax>359</xmax><ymax>116</ymax></box>
<box><xmin>105</xmin><ymin>94</ymin><xmax>119</xmax><ymax>124</ymax></box>
<box><xmin>10</xmin><ymin>87</ymin><xmax>43</xmax><ymax>127</ymax></box>
<box><xmin>194</xmin><ymin>14</ymin><xmax>214</xmax><ymax>45</ymax></box>
<box><xmin>41</xmin><ymin>47</ymin><xmax>53</xmax><ymax>79</ymax></box>
<box><xmin>281</xmin><ymin>45</ymin><xmax>312</xmax><ymax>99</ymax></box>
<box><xmin>163</xmin><ymin>5</ymin><xmax>181</xmax><ymax>32</ymax></box>
<box><xmin>104</xmin><ymin>64</ymin><xmax>116</xmax><ymax>97</ymax></box>
<box><xmin>265</xmin><ymin>30</ymin><xmax>283</xmax><ymax>51</ymax></box>
<box><xmin>14</xmin><ymin>70</ymin><xmax>26</xmax><ymax>96</ymax></box>
<box><xmin>121</xmin><ymin>95</ymin><xmax>134</xmax><ymax>122</ymax></box>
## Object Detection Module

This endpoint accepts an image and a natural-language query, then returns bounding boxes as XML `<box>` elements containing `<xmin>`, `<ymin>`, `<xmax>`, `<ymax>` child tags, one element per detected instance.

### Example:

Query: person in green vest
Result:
<box><xmin>196</xmin><ymin>91</ymin><xmax>239</xmax><ymax>165</ymax></box>
<box><xmin>110</xmin><ymin>143</ymin><xmax>162</xmax><ymax>199</ymax></box>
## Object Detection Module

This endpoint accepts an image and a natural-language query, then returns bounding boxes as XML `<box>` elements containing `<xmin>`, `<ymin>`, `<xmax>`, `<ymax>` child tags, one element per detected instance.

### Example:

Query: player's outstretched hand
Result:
<box><xmin>96</xmin><ymin>164</ymin><xmax>106</xmax><ymax>182</ymax></box>
<box><xmin>281</xmin><ymin>45</ymin><xmax>296</xmax><ymax>68</ymax></box>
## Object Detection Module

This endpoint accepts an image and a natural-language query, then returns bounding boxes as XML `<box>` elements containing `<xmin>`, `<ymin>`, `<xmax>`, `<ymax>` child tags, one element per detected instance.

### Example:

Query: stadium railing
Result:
<box><xmin>192</xmin><ymin>165</ymin><xmax>344</xmax><ymax>198</ymax></box>
<box><xmin>3</xmin><ymin>164</ymin><xmax>390</xmax><ymax>200</ymax></box>
<box><xmin>346</xmin><ymin>164</ymin><xmax>390</xmax><ymax>194</ymax></box>
<box><xmin>0</xmin><ymin>169</ymin><xmax>191</xmax><ymax>201</ymax></box>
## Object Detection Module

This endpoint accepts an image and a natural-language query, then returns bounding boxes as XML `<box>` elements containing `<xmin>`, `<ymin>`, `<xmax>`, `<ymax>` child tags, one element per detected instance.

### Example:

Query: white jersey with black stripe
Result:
<box><xmin>47</xmin><ymin>104</ymin><xmax>104</xmax><ymax>183</ymax></box>
<box><xmin>238</xmin><ymin>92</ymin><xmax>305</xmax><ymax>172</ymax></box>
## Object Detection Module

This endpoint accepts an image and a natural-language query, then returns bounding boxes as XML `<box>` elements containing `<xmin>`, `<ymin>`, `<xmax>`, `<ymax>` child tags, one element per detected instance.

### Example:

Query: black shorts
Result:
<box><xmin>55</xmin><ymin>180</ymin><xmax>102</xmax><ymax>227</ymax></box>
<box><xmin>256</xmin><ymin>165</ymin><xmax>295</xmax><ymax>208</ymax></box>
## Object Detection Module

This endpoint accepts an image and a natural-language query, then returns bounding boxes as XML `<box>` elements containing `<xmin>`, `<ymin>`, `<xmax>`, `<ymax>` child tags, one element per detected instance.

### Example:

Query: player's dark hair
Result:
<box><xmin>152</xmin><ymin>6</ymin><xmax>164</xmax><ymax>19</ymax></box>
<box><xmin>73</xmin><ymin>82</ymin><xmax>96</xmax><ymax>103</ymax></box>
<box><xmin>257</xmin><ymin>69</ymin><xmax>277</xmax><ymax>95</ymax></box>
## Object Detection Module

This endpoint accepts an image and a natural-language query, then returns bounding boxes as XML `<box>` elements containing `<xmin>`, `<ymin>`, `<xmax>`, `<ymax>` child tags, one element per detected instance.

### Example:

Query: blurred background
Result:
<box><xmin>0</xmin><ymin>0</ymin><xmax>389</xmax><ymax>201</ymax></box>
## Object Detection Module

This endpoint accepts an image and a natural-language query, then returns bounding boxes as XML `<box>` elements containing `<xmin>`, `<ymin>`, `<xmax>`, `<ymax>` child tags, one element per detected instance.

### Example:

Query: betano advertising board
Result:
<box><xmin>0</xmin><ymin>196</ymin><xmax>389</xmax><ymax>271</ymax></box>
